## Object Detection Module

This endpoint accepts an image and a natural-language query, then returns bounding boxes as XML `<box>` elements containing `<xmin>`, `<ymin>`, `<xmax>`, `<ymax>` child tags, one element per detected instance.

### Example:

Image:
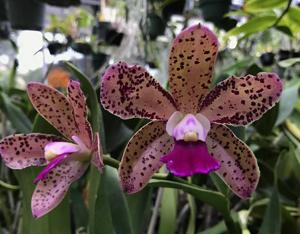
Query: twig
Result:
<box><xmin>271</xmin><ymin>0</ymin><xmax>293</xmax><ymax>27</ymax></box>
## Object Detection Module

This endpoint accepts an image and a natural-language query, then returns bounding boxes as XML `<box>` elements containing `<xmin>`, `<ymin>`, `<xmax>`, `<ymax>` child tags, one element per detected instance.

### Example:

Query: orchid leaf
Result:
<box><xmin>0</xmin><ymin>92</ymin><xmax>32</xmax><ymax>133</ymax></box>
<box><xmin>244</xmin><ymin>0</ymin><xmax>287</xmax><ymax>13</ymax></box>
<box><xmin>126</xmin><ymin>188</ymin><xmax>152</xmax><ymax>234</ymax></box>
<box><xmin>226</xmin><ymin>15</ymin><xmax>276</xmax><ymax>37</ymax></box>
<box><xmin>278</xmin><ymin>57</ymin><xmax>300</xmax><ymax>68</ymax></box>
<box><xmin>105</xmin><ymin>166</ymin><xmax>134</xmax><ymax>234</ymax></box>
<box><xmin>258</xmin><ymin>188</ymin><xmax>281</xmax><ymax>234</ymax></box>
<box><xmin>276</xmin><ymin>79</ymin><xmax>300</xmax><ymax>125</ymax></box>
<box><xmin>88</xmin><ymin>167</ymin><xmax>114</xmax><ymax>234</ymax></box>
<box><xmin>158</xmin><ymin>188</ymin><xmax>178</xmax><ymax>234</ymax></box>
<box><xmin>253</xmin><ymin>104</ymin><xmax>279</xmax><ymax>135</ymax></box>
<box><xmin>148</xmin><ymin>179</ymin><xmax>229</xmax><ymax>216</ymax></box>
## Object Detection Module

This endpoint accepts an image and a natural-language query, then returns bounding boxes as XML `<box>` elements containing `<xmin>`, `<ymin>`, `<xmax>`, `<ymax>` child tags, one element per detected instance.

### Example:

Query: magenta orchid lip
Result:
<box><xmin>0</xmin><ymin>80</ymin><xmax>103</xmax><ymax>218</ymax></box>
<box><xmin>100</xmin><ymin>23</ymin><xmax>283</xmax><ymax>198</ymax></box>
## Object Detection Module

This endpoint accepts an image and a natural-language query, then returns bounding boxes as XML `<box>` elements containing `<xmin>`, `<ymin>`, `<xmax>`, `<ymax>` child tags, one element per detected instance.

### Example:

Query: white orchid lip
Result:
<box><xmin>166</xmin><ymin>111</ymin><xmax>211</xmax><ymax>142</ymax></box>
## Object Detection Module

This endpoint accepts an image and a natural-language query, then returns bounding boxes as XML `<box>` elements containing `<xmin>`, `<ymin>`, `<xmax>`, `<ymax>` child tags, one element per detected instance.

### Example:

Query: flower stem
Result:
<box><xmin>0</xmin><ymin>180</ymin><xmax>19</xmax><ymax>190</ymax></box>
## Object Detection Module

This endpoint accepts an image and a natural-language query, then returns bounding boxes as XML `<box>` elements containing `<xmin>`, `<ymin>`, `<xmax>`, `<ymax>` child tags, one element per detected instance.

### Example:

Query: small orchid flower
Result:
<box><xmin>100</xmin><ymin>24</ymin><xmax>282</xmax><ymax>198</ymax></box>
<box><xmin>0</xmin><ymin>81</ymin><xmax>103</xmax><ymax>218</ymax></box>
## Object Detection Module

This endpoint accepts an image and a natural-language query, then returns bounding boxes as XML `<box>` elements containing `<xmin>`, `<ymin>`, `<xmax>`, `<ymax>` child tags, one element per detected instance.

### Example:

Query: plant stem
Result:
<box><xmin>224</xmin><ymin>215</ymin><xmax>241</xmax><ymax>234</ymax></box>
<box><xmin>0</xmin><ymin>180</ymin><xmax>19</xmax><ymax>190</ymax></box>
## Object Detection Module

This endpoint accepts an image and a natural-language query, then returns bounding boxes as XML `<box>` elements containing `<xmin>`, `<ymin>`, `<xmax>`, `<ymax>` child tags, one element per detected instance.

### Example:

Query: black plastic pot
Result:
<box><xmin>48</xmin><ymin>42</ymin><xmax>67</xmax><ymax>55</ymax></box>
<box><xmin>36</xmin><ymin>0</ymin><xmax>80</xmax><ymax>7</ymax></box>
<box><xmin>71</xmin><ymin>42</ymin><xmax>93</xmax><ymax>55</ymax></box>
<box><xmin>260</xmin><ymin>52</ymin><xmax>275</xmax><ymax>66</ymax></box>
<box><xmin>7</xmin><ymin>0</ymin><xmax>45</xmax><ymax>31</ymax></box>
<box><xmin>199</xmin><ymin>0</ymin><xmax>231</xmax><ymax>22</ymax></box>
<box><xmin>92</xmin><ymin>52</ymin><xmax>109</xmax><ymax>70</ymax></box>
<box><xmin>0</xmin><ymin>0</ymin><xmax>8</xmax><ymax>21</ymax></box>
<box><xmin>143</xmin><ymin>13</ymin><xmax>166</xmax><ymax>40</ymax></box>
<box><xmin>278</xmin><ymin>49</ymin><xmax>290</xmax><ymax>61</ymax></box>
<box><xmin>162</xmin><ymin>0</ymin><xmax>185</xmax><ymax>21</ymax></box>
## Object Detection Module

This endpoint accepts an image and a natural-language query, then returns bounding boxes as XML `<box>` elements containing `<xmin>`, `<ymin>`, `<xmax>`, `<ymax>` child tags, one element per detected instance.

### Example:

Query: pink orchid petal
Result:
<box><xmin>0</xmin><ymin>134</ymin><xmax>62</xmax><ymax>169</ymax></box>
<box><xmin>27</xmin><ymin>82</ymin><xmax>79</xmax><ymax>140</ymax></box>
<box><xmin>169</xmin><ymin>24</ymin><xmax>219</xmax><ymax>113</ymax></box>
<box><xmin>45</xmin><ymin>142</ymin><xmax>80</xmax><ymax>156</ymax></box>
<box><xmin>200</xmin><ymin>73</ymin><xmax>283</xmax><ymax>125</ymax></box>
<box><xmin>31</xmin><ymin>159</ymin><xmax>88</xmax><ymax>218</ymax></box>
<box><xmin>91</xmin><ymin>132</ymin><xmax>104</xmax><ymax>171</ymax></box>
<box><xmin>34</xmin><ymin>154</ymin><xmax>69</xmax><ymax>184</ymax></box>
<box><xmin>100</xmin><ymin>61</ymin><xmax>177</xmax><ymax>121</ymax></box>
<box><xmin>161</xmin><ymin>141</ymin><xmax>220</xmax><ymax>176</ymax></box>
<box><xmin>207</xmin><ymin>124</ymin><xmax>260</xmax><ymax>199</ymax></box>
<box><xmin>67</xmin><ymin>81</ymin><xmax>93</xmax><ymax>147</ymax></box>
<box><xmin>119</xmin><ymin>121</ymin><xmax>174</xmax><ymax>193</ymax></box>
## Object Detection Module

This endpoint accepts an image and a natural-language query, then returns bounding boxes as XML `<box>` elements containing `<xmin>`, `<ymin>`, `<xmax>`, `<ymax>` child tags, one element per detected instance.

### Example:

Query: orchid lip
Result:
<box><xmin>34</xmin><ymin>154</ymin><xmax>69</xmax><ymax>184</ymax></box>
<box><xmin>161</xmin><ymin>140</ymin><xmax>220</xmax><ymax>177</ymax></box>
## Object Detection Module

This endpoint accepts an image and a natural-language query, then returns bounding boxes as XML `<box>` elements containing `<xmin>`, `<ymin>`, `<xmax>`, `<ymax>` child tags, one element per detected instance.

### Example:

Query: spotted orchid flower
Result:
<box><xmin>100</xmin><ymin>24</ymin><xmax>283</xmax><ymax>198</ymax></box>
<box><xmin>0</xmin><ymin>81</ymin><xmax>103</xmax><ymax>218</ymax></box>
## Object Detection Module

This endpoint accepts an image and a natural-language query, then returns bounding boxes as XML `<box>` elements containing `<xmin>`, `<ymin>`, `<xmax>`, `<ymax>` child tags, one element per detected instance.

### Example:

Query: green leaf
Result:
<box><xmin>126</xmin><ymin>188</ymin><xmax>152</xmax><ymax>234</ymax></box>
<box><xmin>105</xmin><ymin>166</ymin><xmax>134</xmax><ymax>234</ymax></box>
<box><xmin>226</xmin><ymin>15</ymin><xmax>276</xmax><ymax>37</ymax></box>
<box><xmin>258</xmin><ymin>188</ymin><xmax>281</xmax><ymax>234</ymax></box>
<box><xmin>88</xmin><ymin>167</ymin><xmax>114</xmax><ymax>234</ymax></box>
<box><xmin>244</xmin><ymin>0</ymin><xmax>287</xmax><ymax>13</ymax></box>
<box><xmin>209</xmin><ymin>173</ymin><xmax>229</xmax><ymax>197</ymax></box>
<box><xmin>279</xmin><ymin>7</ymin><xmax>300</xmax><ymax>35</ymax></box>
<box><xmin>103</xmin><ymin>110</ymin><xmax>133</xmax><ymax>152</ymax></box>
<box><xmin>32</xmin><ymin>114</ymin><xmax>62</xmax><ymax>136</ymax></box>
<box><xmin>148</xmin><ymin>179</ymin><xmax>229</xmax><ymax>216</ymax></box>
<box><xmin>200</xmin><ymin>220</ymin><xmax>226</xmax><ymax>234</ymax></box>
<box><xmin>186</xmin><ymin>194</ymin><xmax>196</xmax><ymax>234</ymax></box>
<box><xmin>275</xmin><ymin>79</ymin><xmax>300</xmax><ymax>125</ymax></box>
<box><xmin>253</xmin><ymin>104</ymin><xmax>279</xmax><ymax>135</ymax></box>
<box><xmin>278</xmin><ymin>57</ymin><xmax>300</xmax><ymax>67</ymax></box>
<box><xmin>158</xmin><ymin>188</ymin><xmax>178</xmax><ymax>234</ymax></box>
<box><xmin>0</xmin><ymin>92</ymin><xmax>32</xmax><ymax>133</ymax></box>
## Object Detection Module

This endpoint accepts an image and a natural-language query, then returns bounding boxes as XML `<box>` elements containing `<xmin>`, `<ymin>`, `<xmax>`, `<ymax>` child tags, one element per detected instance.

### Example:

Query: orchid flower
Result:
<box><xmin>100</xmin><ymin>24</ymin><xmax>283</xmax><ymax>198</ymax></box>
<box><xmin>0</xmin><ymin>81</ymin><xmax>103</xmax><ymax>218</ymax></box>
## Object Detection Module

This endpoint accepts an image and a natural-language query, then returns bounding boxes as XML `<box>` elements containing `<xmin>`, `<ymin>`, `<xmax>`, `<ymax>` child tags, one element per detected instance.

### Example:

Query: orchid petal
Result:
<box><xmin>161</xmin><ymin>141</ymin><xmax>220</xmax><ymax>176</ymax></box>
<box><xmin>27</xmin><ymin>82</ymin><xmax>79</xmax><ymax>140</ymax></box>
<box><xmin>0</xmin><ymin>134</ymin><xmax>61</xmax><ymax>169</ymax></box>
<box><xmin>169</xmin><ymin>24</ymin><xmax>219</xmax><ymax>113</ymax></box>
<box><xmin>207</xmin><ymin>124</ymin><xmax>260</xmax><ymax>199</ymax></box>
<box><xmin>91</xmin><ymin>133</ymin><xmax>104</xmax><ymax>172</ymax></box>
<box><xmin>31</xmin><ymin>159</ymin><xmax>88</xmax><ymax>218</ymax></box>
<box><xmin>67</xmin><ymin>81</ymin><xmax>93</xmax><ymax>147</ymax></box>
<box><xmin>200</xmin><ymin>73</ymin><xmax>283</xmax><ymax>125</ymax></box>
<box><xmin>119</xmin><ymin>121</ymin><xmax>174</xmax><ymax>193</ymax></box>
<box><xmin>34</xmin><ymin>154</ymin><xmax>69</xmax><ymax>184</ymax></box>
<box><xmin>100</xmin><ymin>61</ymin><xmax>177</xmax><ymax>121</ymax></box>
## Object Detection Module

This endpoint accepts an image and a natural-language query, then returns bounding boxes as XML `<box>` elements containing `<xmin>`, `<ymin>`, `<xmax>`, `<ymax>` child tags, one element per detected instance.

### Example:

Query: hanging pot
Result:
<box><xmin>36</xmin><ymin>0</ymin><xmax>80</xmax><ymax>7</ymax></box>
<box><xmin>199</xmin><ymin>0</ymin><xmax>231</xmax><ymax>22</ymax></box>
<box><xmin>7</xmin><ymin>0</ymin><xmax>45</xmax><ymax>31</ymax></box>
<box><xmin>162</xmin><ymin>0</ymin><xmax>185</xmax><ymax>22</ymax></box>
<box><xmin>142</xmin><ymin>13</ymin><xmax>166</xmax><ymax>40</ymax></box>
<box><xmin>92</xmin><ymin>52</ymin><xmax>109</xmax><ymax>70</ymax></box>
